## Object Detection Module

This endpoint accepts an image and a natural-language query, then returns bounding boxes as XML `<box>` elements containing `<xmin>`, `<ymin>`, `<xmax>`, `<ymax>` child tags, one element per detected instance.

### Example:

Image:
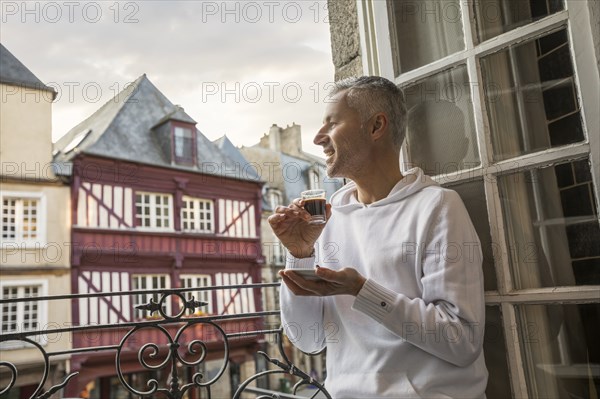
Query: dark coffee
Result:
<box><xmin>304</xmin><ymin>198</ymin><xmax>326</xmax><ymax>217</ymax></box>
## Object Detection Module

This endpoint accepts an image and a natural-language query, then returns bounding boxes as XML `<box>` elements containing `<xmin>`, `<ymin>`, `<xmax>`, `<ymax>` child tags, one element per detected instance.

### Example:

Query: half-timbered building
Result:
<box><xmin>0</xmin><ymin>43</ymin><xmax>71</xmax><ymax>399</ymax></box>
<box><xmin>52</xmin><ymin>74</ymin><xmax>264</xmax><ymax>397</ymax></box>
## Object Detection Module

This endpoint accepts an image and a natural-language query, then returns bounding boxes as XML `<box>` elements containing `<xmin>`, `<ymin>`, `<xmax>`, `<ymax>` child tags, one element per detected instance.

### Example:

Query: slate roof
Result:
<box><xmin>53</xmin><ymin>75</ymin><xmax>260</xmax><ymax>182</ymax></box>
<box><xmin>0</xmin><ymin>44</ymin><xmax>56</xmax><ymax>96</ymax></box>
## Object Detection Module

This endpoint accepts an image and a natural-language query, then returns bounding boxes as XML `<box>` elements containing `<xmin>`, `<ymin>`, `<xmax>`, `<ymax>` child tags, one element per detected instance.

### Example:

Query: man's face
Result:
<box><xmin>314</xmin><ymin>91</ymin><xmax>370</xmax><ymax>179</ymax></box>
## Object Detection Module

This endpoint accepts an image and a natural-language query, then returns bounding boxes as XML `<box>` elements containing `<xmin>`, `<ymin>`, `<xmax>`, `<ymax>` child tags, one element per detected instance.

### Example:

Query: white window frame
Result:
<box><xmin>357</xmin><ymin>1</ymin><xmax>600</xmax><ymax>397</ymax></box>
<box><xmin>135</xmin><ymin>192</ymin><xmax>174</xmax><ymax>231</ymax></box>
<box><xmin>0</xmin><ymin>279</ymin><xmax>48</xmax><ymax>349</ymax></box>
<box><xmin>308</xmin><ymin>168</ymin><xmax>321</xmax><ymax>190</ymax></box>
<box><xmin>180</xmin><ymin>274</ymin><xmax>213</xmax><ymax>314</ymax></box>
<box><xmin>181</xmin><ymin>196</ymin><xmax>214</xmax><ymax>234</ymax></box>
<box><xmin>268</xmin><ymin>189</ymin><xmax>282</xmax><ymax>212</ymax></box>
<box><xmin>173</xmin><ymin>126</ymin><xmax>196</xmax><ymax>165</ymax></box>
<box><xmin>131</xmin><ymin>274</ymin><xmax>171</xmax><ymax>319</ymax></box>
<box><xmin>0</xmin><ymin>191</ymin><xmax>46</xmax><ymax>248</ymax></box>
<box><xmin>272</xmin><ymin>238</ymin><xmax>285</xmax><ymax>266</ymax></box>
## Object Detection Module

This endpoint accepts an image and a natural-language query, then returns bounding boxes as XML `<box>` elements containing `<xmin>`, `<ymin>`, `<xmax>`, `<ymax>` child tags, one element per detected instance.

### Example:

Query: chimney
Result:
<box><xmin>280</xmin><ymin>123</ymin><xmax>302</xmax><ymax>156</ymax></box>
<box><xmin>268</xmin><ymin>124</ymin><xmax>281</xmax><ymax>151</ymax></box>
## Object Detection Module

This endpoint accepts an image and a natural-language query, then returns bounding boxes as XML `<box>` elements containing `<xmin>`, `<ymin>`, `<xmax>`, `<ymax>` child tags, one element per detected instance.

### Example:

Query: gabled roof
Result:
<box><xmin>213</xmin><ymin>135</ymin><xmax>262</xmax><ymax>181</ymax></box>
<box><xmin>0</xmin><ymin>44</ymin><xmax>56</xmax><ymax>96</ymax></box>
<box><xmin>53</xmin><ymin>74</ymin><xmax>259</xmax><ymax>182</ymax></box>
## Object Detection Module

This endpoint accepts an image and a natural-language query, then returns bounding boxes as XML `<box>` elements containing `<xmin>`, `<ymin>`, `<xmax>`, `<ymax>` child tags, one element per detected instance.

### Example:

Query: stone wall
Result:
<box><xmin>327</xmin><ymin>0</ymin><xmax>363</xmax><ymax>80</ymax></box>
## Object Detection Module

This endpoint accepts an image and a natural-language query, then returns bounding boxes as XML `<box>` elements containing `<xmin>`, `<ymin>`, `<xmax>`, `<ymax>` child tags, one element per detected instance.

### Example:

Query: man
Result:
<box><xmin>269</xmin><ymin>76</ymin><xmax>488</xmax><ymax>398</ymax></box>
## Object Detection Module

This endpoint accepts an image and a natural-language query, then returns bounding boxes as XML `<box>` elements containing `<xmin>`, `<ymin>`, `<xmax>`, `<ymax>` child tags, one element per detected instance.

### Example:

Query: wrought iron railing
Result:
<box><xmin>0</xmin><ymin>283</ymin><xmax>331</xmax><ymax>399</ymax></box>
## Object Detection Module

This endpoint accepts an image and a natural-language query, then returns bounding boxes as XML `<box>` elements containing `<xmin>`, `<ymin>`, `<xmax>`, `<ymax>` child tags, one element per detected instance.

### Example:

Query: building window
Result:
<box><xmin>181</xmin><ymin>196</ymin><xmax>214</xmax><ymax>233</ymax></box>
<box><xmin>173</xmin><ymin>126</ymin><xmax>195</xmax><ymax>165</ymax></box>
<box><xmin>272</xmin><ymin>239</ymin><xmax>285</xmax><ymax>265</ymax></box>
<box><xmin>308</xmin><ymin>168</ymin><xmax>320</xmax><ymax>190</ymax></box>
<box><xmin>360</xmin><ymin>0</ymin><xmax>599</xmax><ymax>397</ymax></box>
<box><xmin>0</xmin><ymin>280</ymin><xmax>47</xmax><ymax>349</ymax></box>
<box><xmin>1</xmin><ymin>193</ymin><xmax>45</xmax><ymax>247</ymax></box>
<box><xmin>135</xmin><ymin>192</ymin><xmax>173</xmax><ymax>230</ymax></box>
<box><xmin>132</xmin><ymin>274</ymin><xmax>170</xmax><ymax>319</ymax></box>
<box><xmin>180</xmin><ymin>274</ymin><xmax>212</xmax><ymax>314</ymax></box>
<box><xmin>268</xmin><ymin>189</ymin><xmax>282</xmax><ymax>211</ymax></box>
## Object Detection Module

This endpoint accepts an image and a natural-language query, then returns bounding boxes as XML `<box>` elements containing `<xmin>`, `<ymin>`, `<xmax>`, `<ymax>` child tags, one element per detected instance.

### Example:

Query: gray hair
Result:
<box><xmin>331</xmin><ymin>76</ymin><xmax>407</xmax><ymax>150</ymax></box>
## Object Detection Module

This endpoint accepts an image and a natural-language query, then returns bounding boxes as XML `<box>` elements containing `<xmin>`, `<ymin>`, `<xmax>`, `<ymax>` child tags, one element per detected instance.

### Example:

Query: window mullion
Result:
<box><xmin>194</xmin><ymin>199</ymin><xmax>201</xmax><ymax>231</ymax></box>
<box><xmin>490</xmin><ymin>143</ymin><xmax>590</xmax><ymax>176</ymax></box>
<box><xmin>501</xmin><ymin>302</ymin><xmax>529</xmax><ymax>398</ymax></box>
<box><xmin>459</xmin><ymin>0</ymin><xmax>475</xmax><ymax>51</ymax></box>
<box><xmin>466</xmin><ymin>56</ymin><xmax>492</xmax><ymax>168</ymax></box>
<box><xmin>483</xmin><ymin>176</ymin><xmax>513</xmax><ymax>295</ymax></box>
<box><xmin>371</xmin><ymin>0</ymin><xmax>394</xmax><ymax>79</ymax></box>
<box><xmin>486</xmin><ymin>286</ymin><xmax>600</xmax><ymax>304</ymax></box>
<box><xmin>473</xmin><ymin>11</ymin><xmax>568</xmax><ymax>58</ymax></box>
<box><xmin>461</xmin><ymin>0</ymin><xmax>494</xmax><ymax>169</ymax></box>
<box><xmin>149</xmin><ymin>195</ymin><xmax>156</xmax><ymax>229</ymax></box>
<box><xmin>17</xmin><ymin>287</ymin><xmax>24</xmax><ymax>332</ymax></box>
<box><xmin>15</xmin><ymin>199</ymin><xmax>23</xmax><ymax>243</ymax></box>
<box><xmin>168</xmin><ymin>196</ymin><xmax>173</xmax><ymax>230</ymax></box>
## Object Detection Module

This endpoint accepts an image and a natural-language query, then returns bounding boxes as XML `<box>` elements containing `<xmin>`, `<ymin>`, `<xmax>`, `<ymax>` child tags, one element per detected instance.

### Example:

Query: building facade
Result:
<box><xmin>0</xmin><ymin>44</ymin><xmax>72</xmax><ymax>398</ymax></box>
<box><xmin>52</xmin><ymin>75</ymin><xmax>265</xmax><ymax>398</ymax></box>
<box><xmin>327</xmin><ymin>1</ymin><xmax>600</xmax><ymax>398</ymax></box>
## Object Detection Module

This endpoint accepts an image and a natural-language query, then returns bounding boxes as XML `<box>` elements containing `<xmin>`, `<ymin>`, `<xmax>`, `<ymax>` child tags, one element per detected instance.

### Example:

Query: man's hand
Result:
<box><xmin>279</xmin><ymin>266</ymin><xmax>366</xmax><ymax>297</ymax></box>
<box><xmin>268</xmin><ymin>198</ymin><xmax>332</xmax><ymax>258</ymax></box>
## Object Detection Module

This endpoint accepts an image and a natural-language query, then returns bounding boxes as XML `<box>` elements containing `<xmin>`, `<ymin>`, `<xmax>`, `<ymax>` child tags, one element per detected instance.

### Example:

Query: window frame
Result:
<box><xmin>356</xmin><ymin>0</ymin><xmax>600</xmax><ymax>397</ymax></box>
<box><xmin>134</xmin><ymin>192</ymin><xmax>174</xmax><ymax>232</ymax></box>
<box><xmin>180</xmin><ymin>196</ymin><xmax>214</xmax><ymax>234</ymax></box>
<box><xmin>268</xmin><ymin>188</ymin><xmax>282</xmax><ymax>212</ymax></box>
<box><xmin>308</xmin><ymin>168</ymin><xmax>321</xmax><ymax>190</ymax></box>
<box><xmin>0</xmin><ymin>279</ymin><xmax>48</xmax><ymax>349</ymax></box>
<box><xmin>171</xmin><ymin>123</ymin><xmax>197</xmax><ymax>166</ymax></box>
<box><xmin>0</xmin><ymin>191</ymin><xmax>46</xmax><ymax>249</ymax></box>
<box><xmin>180</xmin><ymin>274</ymin><xmax>213</xmax><ymax>314</ymax></box>
<box><xmin>131</xmin><ymin>274</ymin><xmax>171</xmax><ymax>319</ymax></box>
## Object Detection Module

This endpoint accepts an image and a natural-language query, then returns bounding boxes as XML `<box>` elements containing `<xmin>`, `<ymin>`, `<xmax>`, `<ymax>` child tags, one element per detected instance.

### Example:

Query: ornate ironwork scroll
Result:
<box><xmin>0</xmin><ymin>283</ymin><xmax>331</xmax><ymax>399</ymax></box>
<box><xmin>233</xmin><ymin>329</ymin><xmax>332</xmax><ymax>399</ymax></box>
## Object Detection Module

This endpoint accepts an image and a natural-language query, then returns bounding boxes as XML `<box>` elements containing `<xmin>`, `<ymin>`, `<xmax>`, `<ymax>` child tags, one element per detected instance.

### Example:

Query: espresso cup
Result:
<box><xmin>301</xmin><ymin>189</ymin><xmax>327</xmax><ymax>225</ymax></box>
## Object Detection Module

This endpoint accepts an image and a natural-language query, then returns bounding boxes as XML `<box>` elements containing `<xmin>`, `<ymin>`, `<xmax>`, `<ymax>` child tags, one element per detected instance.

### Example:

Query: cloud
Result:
<box><xmin>1</xmin><ymin>0</ymin><xmax>334</xmax><ymax>155</ymax></box>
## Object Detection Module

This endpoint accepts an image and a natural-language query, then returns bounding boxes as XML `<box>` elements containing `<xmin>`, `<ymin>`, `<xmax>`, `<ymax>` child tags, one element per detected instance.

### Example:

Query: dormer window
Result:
<box><xmin>172</xmin><ymin>125</ymin><xmax>196</xmax><ymax>166</ymax></box>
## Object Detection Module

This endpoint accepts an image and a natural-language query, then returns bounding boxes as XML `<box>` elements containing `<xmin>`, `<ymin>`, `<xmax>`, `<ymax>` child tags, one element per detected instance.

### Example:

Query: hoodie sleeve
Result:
<box><xmin>352</xmin><ymin>190</ymin><xmax>485</xmax><ymax>367</ymax></box>
<box><xmin>279</xmin><ymin>252</ymin><xmax>327</xmax><ymax>354</ymax></box>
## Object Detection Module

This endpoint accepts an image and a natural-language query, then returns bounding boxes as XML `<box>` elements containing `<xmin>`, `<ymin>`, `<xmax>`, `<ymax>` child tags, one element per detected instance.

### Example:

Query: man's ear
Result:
<box><xmin>370</xmin><ymin>113</ymin><xmax>388</xmax><ymax>142</ymax></box>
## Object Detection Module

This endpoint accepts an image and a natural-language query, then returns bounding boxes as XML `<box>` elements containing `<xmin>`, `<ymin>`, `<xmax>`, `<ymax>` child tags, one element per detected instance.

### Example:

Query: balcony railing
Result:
<box><xmin>0</xmin><ymin>283</ymin><xmax>331</xmax><ymax>399</ymax></box>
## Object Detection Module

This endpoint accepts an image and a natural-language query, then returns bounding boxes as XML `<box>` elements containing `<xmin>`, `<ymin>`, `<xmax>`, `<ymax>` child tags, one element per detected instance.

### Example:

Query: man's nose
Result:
<box><xmin>314</xmin><ymin>127</ymin><xmax>327</xmax><ymax>146</ymax></box>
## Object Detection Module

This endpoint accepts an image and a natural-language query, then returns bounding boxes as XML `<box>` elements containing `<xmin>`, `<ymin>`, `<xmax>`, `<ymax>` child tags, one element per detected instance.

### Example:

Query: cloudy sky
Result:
<box><xmin>1</xmin><ymin>0</ymin><xmax>335</xmax><ymax>156</ymax></box>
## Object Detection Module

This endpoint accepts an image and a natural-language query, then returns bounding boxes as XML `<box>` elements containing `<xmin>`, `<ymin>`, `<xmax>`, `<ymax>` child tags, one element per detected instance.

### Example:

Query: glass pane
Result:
<box><xmin>389</xmin><ymin>0</ymin><xmax>465</xmax><ymax>74</ymax></box>
<box><xmin>484</xmin><ymin>306</ymin><xmax>512</xmax><ymax>399</ymax></box>
<box><xmin>481</xmin><ymin>28</ymin><xmax>584</xmax><ymax>161</ymax></box>
<box><xmin>515</xmin><ymin>303</ymin><xmax>600</xmax><ymax>398</ymax></box>
<box><xmin>448</xmin><ymin>179</ymin><xmax>497</xmax><ymax>291</ymax></box>
<box><xmin>405</xmin><ymin>65</ymin><xmax>480</xmax><ymax>175</ymax></box>
<box><xmin>474</xmin><ymin>0</ymin><xmax>564</xmax><ymax>43</ymax></box>
<box><xmin>498</xmin><ymin>158</ymin><xmax>599</xmax><ymax>289</ymax></box>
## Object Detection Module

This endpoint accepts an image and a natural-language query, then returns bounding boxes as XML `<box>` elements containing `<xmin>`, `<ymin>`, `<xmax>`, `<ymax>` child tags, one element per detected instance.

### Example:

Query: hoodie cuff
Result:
<box><xmin>285</xmin><ymin>252</ymin><xmax>316</xmax><ymax>269</ymax></box>
<box><xmin>352</xmin><ymin>279</ymin><xmax>396</xmax><ymax>323</ymax></box>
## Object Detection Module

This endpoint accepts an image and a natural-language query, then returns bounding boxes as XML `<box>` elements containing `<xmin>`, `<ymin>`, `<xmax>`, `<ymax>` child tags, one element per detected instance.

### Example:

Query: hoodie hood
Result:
<box><xmin>329</xmin><ymin>167</ymin><xmax>438</xmax><ymax>211</ymax></box>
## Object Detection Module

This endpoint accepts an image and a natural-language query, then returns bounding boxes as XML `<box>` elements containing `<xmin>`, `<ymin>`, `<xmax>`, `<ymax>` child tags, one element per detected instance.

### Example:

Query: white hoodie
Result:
<box><xmin>280</xmin><ymin>168</ymin><xmax>488</xmax><ymax>398</ymax></box>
